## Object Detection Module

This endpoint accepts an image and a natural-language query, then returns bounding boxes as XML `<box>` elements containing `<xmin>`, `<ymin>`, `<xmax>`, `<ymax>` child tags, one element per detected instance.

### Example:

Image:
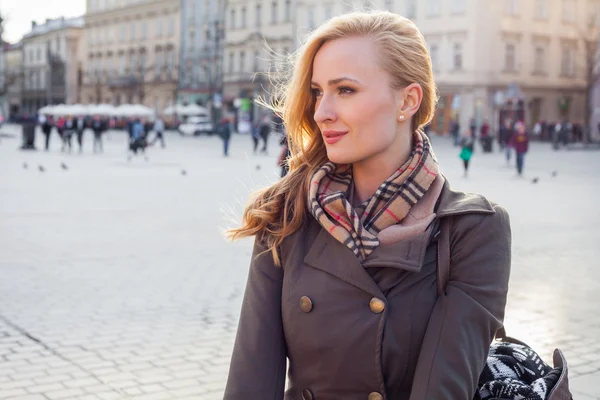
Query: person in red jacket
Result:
<box><xmin>510</xmin><ymin>121</ymin><xmax>529</xmax><ymax>176</ymax></box>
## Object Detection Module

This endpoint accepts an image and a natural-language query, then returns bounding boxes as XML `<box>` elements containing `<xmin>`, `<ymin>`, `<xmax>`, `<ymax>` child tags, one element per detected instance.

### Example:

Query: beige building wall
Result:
<box><xmin>4</xmin><ymin>43</ymin><xmax>23</xmax><ymax>117</ymax></box>
<box><xmin>82</xmin><ymin>0</ymin><xmax>180</xmax><ymax>113</ymax></box>
<box><xmin>223</xmin><ymin>0</ymin><xmax>294</xmax><ymax>114</ymax></box>
<box><xmin>223</xmin><ymin>0</ymin><xmax>594</xmax><ymax>133</ymax></box>
<box><xmin>21</xmin><ymin>18</ymin><xmax>83</xmax><ymax>113</ymax></box>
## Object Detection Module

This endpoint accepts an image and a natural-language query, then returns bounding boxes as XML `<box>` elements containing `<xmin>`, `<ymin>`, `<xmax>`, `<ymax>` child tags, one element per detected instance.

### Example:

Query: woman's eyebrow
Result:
<box><xmin>311</xmin><ymin>77</ymin><xmax>361</xmax><ymax>87</ymax></box>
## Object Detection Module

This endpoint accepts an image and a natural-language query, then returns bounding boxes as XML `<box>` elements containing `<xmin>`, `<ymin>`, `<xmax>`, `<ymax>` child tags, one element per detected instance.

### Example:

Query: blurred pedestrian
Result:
<box><xmin>251</xmin><ymin>121</ymin><xmax>260</xmax><ymax>154</ymax></box>
<box><xmin>40</xmin><ymin>114</ymin><xmax>53</xmax><ymax>151</ymax></box>
<box><xmin>511</xmin><ymin>121</ymin><xmax>529</xmax><ymax>177</ymax></box>
<box><xmin>76</xmin><ymin>115</ymin><xmax>86</xmax><ymax>153</ymax></box>
<box><xmin>152</xmin><ymin>117</ymin><xmax>166</xmax><ymax>148</ymax></box>
<box><xmin>91</xmin><ymin>115</ymin><xmax>105</xmax><ymax>153</ymax></box>
<box><xmin>61</xmin><ymin>116</ymin><xmax>75</xmax><ymax>153</ymax></box>
<box><xmin>259</xmin><ymin>115</ymin><xmax>271</xmax><ymax>154</ymax></box>
<box><xmin>500</xmin><ymin>119</ymin><xmax>513</xmax><ymax>165</ymax></box>
<box><xmin>128</xmin><ymin>118</ymin><xmax>148</xmax><ymax>161</ymax></box>
<box><xmin>459</xmin><ymin>136</ymin><xmax>474</xmax><ymax>178</ymax></box>
<box><xmin>450</xmin><ymin>118</ymin><xmax>460</xmax><ymax>146</ymax></box>
<box><xmin>218</xmin><ymin>117</ymin><xmax>232</xmax><ymax>157</ymax></box>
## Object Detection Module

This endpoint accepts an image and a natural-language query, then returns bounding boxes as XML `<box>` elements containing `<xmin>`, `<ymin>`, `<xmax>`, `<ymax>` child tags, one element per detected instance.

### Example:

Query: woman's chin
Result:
<box><xmin>326</xmin><ymin>146</ymin><xmax>356</xmax><ymax>165</ymax></box>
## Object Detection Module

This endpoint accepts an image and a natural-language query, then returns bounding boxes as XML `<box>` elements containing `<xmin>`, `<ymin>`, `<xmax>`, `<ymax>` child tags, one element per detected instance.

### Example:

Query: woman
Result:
<box><xmin>511</xmin><ymin>121</ymin><xmax>529</xmax><ymax>177</ymax></box>
<box><xmin>460</xmin><ymin>135</ymin><xmax>474</xmax><ymax>177</ymax></box>
<box><xmin>225</xmin><ymin>11</ymin><xmax>511</xmax><ymax>400</ymax></box>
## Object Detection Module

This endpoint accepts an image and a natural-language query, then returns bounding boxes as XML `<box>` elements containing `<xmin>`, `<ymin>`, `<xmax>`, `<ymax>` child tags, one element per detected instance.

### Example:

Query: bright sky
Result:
<box><xmin>0</xmin><ymin>0</ymin><xmax>86</xmax><ymax>43</ymax></box>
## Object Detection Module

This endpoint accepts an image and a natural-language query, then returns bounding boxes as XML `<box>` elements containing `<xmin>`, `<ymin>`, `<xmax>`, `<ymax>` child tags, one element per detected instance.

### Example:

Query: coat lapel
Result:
<box><xmin>304</xmin><ymin>225</ymin><xmax>384</xmax><ymax>298</ymax></box>
<box><xmin>362</xmin><ymin>224</ymin><xmax>434</xmax><ymax>272</ymax></box>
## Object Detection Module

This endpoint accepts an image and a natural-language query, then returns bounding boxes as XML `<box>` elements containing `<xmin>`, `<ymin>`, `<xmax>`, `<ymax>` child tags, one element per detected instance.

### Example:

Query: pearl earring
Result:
<box><xmin>399</xmin><ymin>115</ymin><xmax>405</xmax><ymax>121</ymax></box>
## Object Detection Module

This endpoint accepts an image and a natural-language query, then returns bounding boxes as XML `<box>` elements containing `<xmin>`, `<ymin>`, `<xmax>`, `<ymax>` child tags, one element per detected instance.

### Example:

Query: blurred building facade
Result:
<box><xmin>20</xmin><ymin>17</ymin><xmax>83</xmax><ymax>114</ymax></box>
<box><xmin>81</xmin><ymin>0</ymin><xmax>181</xmax><ymax>112</ymax></box>
<box><xmin>178</xmin><ymin>0</ymin><xmax>224</xmax><ymax>110</ymax></box>
<box><xmin>4</xmin><ymin>41</ymin><xmax>24</xmax><ymax>119</ymax></box>
<box><xmin>222</xmin><ymin>0</ymin><xmax>295</xmax><ymax>121</ymax></box>
<box><xmin>222</xmin><ymin>0</ymin><xmax>596</xmax><ymax>135</ymax></box>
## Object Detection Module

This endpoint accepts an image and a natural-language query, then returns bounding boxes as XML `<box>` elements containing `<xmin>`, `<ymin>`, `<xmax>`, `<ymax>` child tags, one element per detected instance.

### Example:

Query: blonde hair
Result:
<box><xmin>227</xmin><ymin>10</ymin><xmax>437</xmax><ymax>265</ymax></box>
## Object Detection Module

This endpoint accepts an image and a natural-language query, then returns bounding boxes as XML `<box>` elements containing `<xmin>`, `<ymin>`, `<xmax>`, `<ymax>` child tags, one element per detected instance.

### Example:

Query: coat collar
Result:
<box><xmin>302</xmin><ymin>177</ymin><xmax>495</xmax><ymax>297</ymax></box>
<box><xmin>434</xmin><ymin>175</ymin><xmax>496</xmax><ymax>218</ymax></box>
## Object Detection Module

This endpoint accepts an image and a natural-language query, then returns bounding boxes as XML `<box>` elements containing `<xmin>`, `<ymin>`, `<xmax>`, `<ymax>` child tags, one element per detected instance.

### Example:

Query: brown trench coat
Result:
<box><xmin>224</xmin><ymin>180</ymin><xmax>511</xmax><ymax>400</ymax></box>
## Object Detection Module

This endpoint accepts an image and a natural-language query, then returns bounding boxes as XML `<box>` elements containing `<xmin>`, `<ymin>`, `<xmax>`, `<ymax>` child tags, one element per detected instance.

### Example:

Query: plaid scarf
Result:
<box><xmin>308</xmin><ymin>129</ymin><xmax>439</xmax><ymax>260</ymax></box>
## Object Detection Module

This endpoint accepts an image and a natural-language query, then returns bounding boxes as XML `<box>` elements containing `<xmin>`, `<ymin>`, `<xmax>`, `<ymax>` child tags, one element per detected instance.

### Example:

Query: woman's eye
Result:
<box><xmin>339</xmin><ymin>87</ymin><xmax>354</xmax><ymax>95</ymax></box>
<box><xmin>311</xmin><ymin>88</ymin><xmax>323</xmax><ymax>97</ymax></box>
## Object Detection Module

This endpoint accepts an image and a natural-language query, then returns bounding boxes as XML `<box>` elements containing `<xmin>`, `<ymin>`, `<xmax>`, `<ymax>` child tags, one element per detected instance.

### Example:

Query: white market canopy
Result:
<box><xmin>164</xmin><ymin>103</ymin><xmax>208</xmax><ymax>116</ymax></box>
<box><xmin>113</xmin><ymin>104</ymin><xmax>155</xmax><ymax>117</ymax></box>
<box><xmin>37</xmin><ymin>103</ymin><xmax>153</xmax><ymax>117</ymax></box>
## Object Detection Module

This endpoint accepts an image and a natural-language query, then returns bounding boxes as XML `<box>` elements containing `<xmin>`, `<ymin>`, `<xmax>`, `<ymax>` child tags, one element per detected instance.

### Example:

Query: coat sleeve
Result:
<box><xmin>223</xmin><ymin>237</ymin><xmax>287</xmax><ymax>400</ymax></box>
<box><xmin>409</xmin><ymin>205</ymin><xmax>511</xmax><ymax>400</ymax></box>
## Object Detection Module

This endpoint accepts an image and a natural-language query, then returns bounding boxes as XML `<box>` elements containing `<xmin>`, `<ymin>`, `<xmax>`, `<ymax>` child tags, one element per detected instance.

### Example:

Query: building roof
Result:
<box><xmin>23</xmin><ymin>16</ymin><xmax>84</xmax><ymax>39</ymax></box>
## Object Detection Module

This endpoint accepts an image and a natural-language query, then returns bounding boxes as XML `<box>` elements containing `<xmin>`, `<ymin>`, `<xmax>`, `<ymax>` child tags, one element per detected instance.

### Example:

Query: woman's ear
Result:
<box><xmin>397</xmin><ymin>83</ymin><xmax>423</xmax><ymax>121</ymax></box>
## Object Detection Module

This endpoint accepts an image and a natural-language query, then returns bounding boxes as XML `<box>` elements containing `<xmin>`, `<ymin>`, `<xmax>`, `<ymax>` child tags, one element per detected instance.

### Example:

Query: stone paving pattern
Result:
<box><xmin>0</xmin><ymin>125</ymin><xmax>598</xmax><ymax>399</ymax></box>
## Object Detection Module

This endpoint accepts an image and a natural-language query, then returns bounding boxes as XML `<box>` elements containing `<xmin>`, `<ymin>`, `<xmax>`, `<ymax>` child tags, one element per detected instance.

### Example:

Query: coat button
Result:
<box><xmin>368</xmin><ymin>392</ymin><xmax>383</xmax><ymax>400</ymax></box>
<box><xmin>302</xmin><ymin>388</ymin><xmax>314</xmax><ymax>400</ymax></box>
<box><xmin>369</xmin><ymin>297</ymin><xmax>385</xmax><ymax>314</ymax></box>
<box><xmin>300</xmin><ymin>296</ymin><xmax>313</xmax><ymax>313</ymax></box>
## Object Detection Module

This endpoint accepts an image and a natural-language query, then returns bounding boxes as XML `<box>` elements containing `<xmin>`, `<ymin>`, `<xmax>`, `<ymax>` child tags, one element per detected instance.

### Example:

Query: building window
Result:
<box><xmin>256</xmin><ymin>4</ymin><xmax>262</xmax><ymax>28</ymax></box>
<box><xmin>130</xmin><ymin>22</ymin><xmax>136</xmax><ymax>41</ymax></box>
<box><xmin>229</xmin><ymin>51</ymin><xmax>234</xmax><ymax>74</ymax></box>
<box><xmin>157</xmin><ymin>17</ymin><xmax>164</xmax><ymax>36</ymax></box>
<box><xmin>384</xmin><ymin>0</ymin><xmax>393</xmax><ymax>11</ymax></box>
<box><xmin>561</xmin><ymin>45</ymin><xmax>575</xmax><ymax>76</ymax></box>
<box><xmin>405</xmin><ymin>0</ymin><xmax>417</xmax><ymax>18</ymax></box>
<box><xmin>241</xmin><ymin>7</ymin><xmax>247</xmax><ymax>28</ymax></box>
<box><xmin>271</xmin><ymin>1</ymin><xmax>278</xmax><ymax>23</ymax></box>
<box><xmin>141</xmin><ymin>21</ymin><xmax>147</xmax><ymax>39</ymax></box>
<box><xmin>535</xmin><ymin>0</ymin><xmax>548</xmax><ymax>18</ymax></box>
<box><xmin>155</xmin><ymin>51</ymin><xmax>164</xmax><ymax>78</ymax></box>
<box><xmin>451</xmin><ymin>0</ymin><xmax>466</xmax><ymax>14</ymax></box>
<box><xmin>285</xmin><ymin>0</ymin><xmax>291</xmax><ymax>22</ymax></box>
<box><xmin>430</xmin><ymin>44</ymin><xmax>439</xmax><ymax>72</ymax></box>
<box><xmin>308</xmin><ymin>6</ymin><xmax>315</xmax><ymax>30</ymax></box>
<box><xmin>428</xmin><ymin>0</ymin><xmax>441</xmax><ymax>16</ymax></box>
<box><xmin>37</xmin><ymin>48</ymin><xmax>41</xmax><ymax>61</ymax></box>
<box><xmin>325</xmin><ymin>3</ymin><xmax>333</xmax><ymax>20</ymax></box>
<box><xmin>253</xmin><ymin>50</ymin><xmax>260</xmax><ymax>71</ymax></box>
<box><xmin>592</xmin><ymin>1</ymin><xmax>600</xmax><ymax>27</ymax></box>
<box><xmin>505</xmin><ymin>43</ymin><xmax>516</xmax><ymax>71</ymax></box>
<box><xmin>452</xmin><ymin>43</ymin><xmax>463</xmax><ymax>70</ymax></box>
<box><xmin>168</xmin><ymin>15</ymin><xmax>175</xmax><ymax>36</ymax></box>
<box><xmin>230</xmin><ymin>8</ymin><xmax>236</xmax><ymax>29</ymax></box>
<box><xmin>534</xmin><ymin>45</ymin><xmax>546</xmax><ymax>73</ymax></box>
<box><xmin>562</xmin><ymin>0</ymin><xmax>575</xmax><ymax>22</ymax></box>
<box><xmin>121</xmin><ymin>23</ymin><xmax>126</xmax><ymax>41</ymax></box>
<box><xmin>56</xmin><ymin>37</ymin><xmax>61</xmax><ymax>52</ymax></box>
<box><xmin>505</xmin><ymin>0</ymin><xmax>518</xmax><ymax>15</ymax></box>
<box><xmin>240</xmin><ymin>50</ymin><xmax>246</xmax><ymax>72</ymax></box>
<box><xmin>119</xmin><ymin>54</ymin><xmax>125</xmax><ymax>76</ymax></box>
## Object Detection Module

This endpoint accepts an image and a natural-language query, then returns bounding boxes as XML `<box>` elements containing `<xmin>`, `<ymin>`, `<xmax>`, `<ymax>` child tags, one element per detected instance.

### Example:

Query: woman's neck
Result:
<box><xmin>352</xmin><ymin>132</ymin><xmax>413</xmax><ymax>204</ymax></box>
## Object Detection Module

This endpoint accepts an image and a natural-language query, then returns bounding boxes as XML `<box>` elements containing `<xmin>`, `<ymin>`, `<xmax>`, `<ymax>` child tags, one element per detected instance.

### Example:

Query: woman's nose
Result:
<box><xmin>314</xmin><ymin>97</ymin><xmax>336</xmax><ymax>124</ymax></box>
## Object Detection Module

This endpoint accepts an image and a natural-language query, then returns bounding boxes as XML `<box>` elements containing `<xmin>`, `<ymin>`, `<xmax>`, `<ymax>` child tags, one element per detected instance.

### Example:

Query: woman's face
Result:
<box><xmin>311</xmin><ymin>36</ymin><xmax>404</xmax><ymax>165</ymax></box>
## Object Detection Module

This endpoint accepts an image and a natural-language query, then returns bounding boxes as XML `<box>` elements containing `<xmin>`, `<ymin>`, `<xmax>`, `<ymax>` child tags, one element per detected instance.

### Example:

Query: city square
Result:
<box><xmin>0</xmin><ymin>125</ymin><xmax>599</xmax><ymax>399</ymax></box>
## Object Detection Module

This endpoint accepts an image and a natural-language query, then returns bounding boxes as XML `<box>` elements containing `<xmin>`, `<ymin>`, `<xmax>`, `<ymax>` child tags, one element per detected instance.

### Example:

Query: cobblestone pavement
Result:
<box><xmin>0</xmin><ymin>125</ymin><xmax>598</xmax><ymax>399</ymax></box>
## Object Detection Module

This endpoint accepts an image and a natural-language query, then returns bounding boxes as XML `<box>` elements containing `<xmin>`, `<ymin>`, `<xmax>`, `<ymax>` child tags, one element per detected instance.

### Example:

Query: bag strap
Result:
<box><xmin>436</xmin><ymin>217</ymin><xmax>452</xmax><ymax>296</ymax></box>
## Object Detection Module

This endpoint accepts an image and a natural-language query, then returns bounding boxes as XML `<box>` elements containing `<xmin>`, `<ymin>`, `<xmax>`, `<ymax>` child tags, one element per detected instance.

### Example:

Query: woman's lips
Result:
<box><xmin>323</xmin><ymin>131</ymin><xmax>347</xmax><ymax>145</ymax></box>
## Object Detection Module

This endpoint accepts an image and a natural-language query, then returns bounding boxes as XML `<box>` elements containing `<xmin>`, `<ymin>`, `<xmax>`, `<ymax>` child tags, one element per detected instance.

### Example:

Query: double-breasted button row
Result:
<box><xmin>368</xmin><ymin>392</ymin><xmax>383</xmax><ymax>400</ymax></box>
<box><xmin>300</xmin><ymin>296</ymin><xmax>385</xmax><ymax>314</ymax></box>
